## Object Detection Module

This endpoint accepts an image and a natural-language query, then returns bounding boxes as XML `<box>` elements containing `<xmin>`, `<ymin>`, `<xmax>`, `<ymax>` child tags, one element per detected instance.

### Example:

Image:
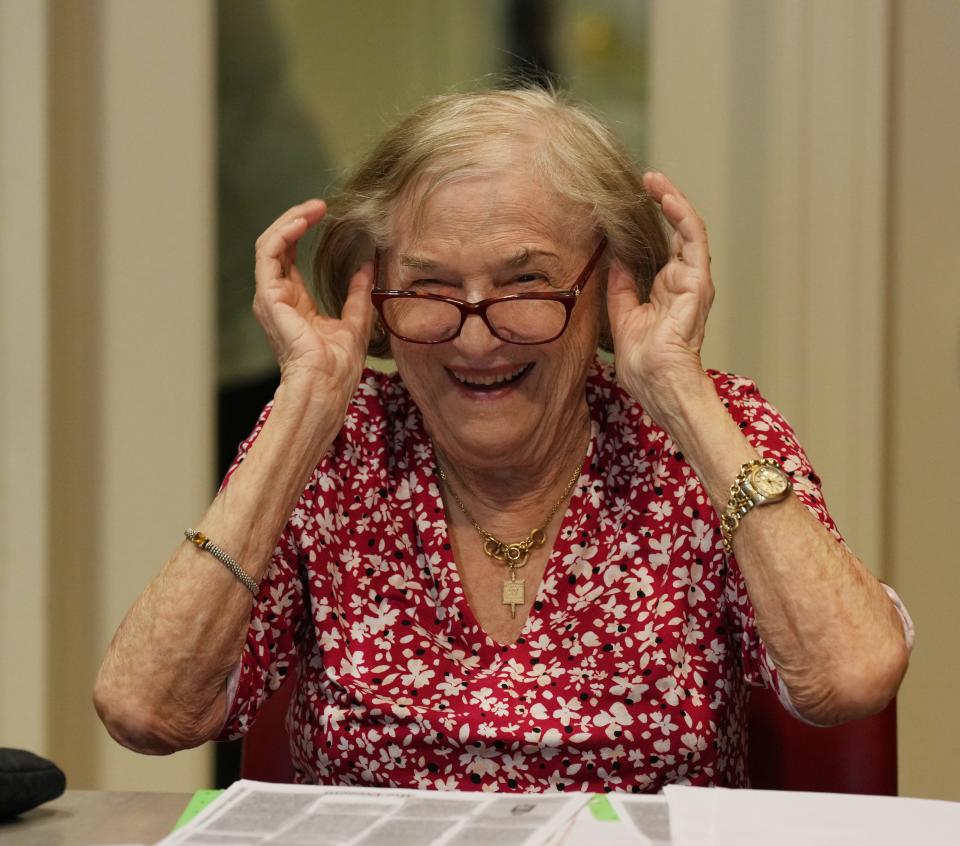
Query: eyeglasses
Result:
<box><xmin>370</xmin><ymin>238</ymin><xmax>607</xmax><ymax>345</ymax></box>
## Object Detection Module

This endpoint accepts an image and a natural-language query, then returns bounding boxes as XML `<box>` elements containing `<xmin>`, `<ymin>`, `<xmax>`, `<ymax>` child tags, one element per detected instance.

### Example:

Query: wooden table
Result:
<box><xmin>0</xmin><ymin>790</ymin><xmax>191</xmax><ymax>845</ymax></box>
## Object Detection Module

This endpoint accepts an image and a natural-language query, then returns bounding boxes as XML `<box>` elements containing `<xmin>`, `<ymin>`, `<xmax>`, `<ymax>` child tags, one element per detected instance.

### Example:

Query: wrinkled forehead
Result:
<box><xmin>387</xmin><ymin>143</ymin><xmax>595</xmax><ymax>255</ymax></box>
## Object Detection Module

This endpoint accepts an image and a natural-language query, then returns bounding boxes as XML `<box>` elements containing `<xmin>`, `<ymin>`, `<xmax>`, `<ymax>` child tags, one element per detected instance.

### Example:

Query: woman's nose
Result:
<box><xmin>452</xmin><ymin>311</ymin><xmax>503</xmax><ymax>356</ymax></box>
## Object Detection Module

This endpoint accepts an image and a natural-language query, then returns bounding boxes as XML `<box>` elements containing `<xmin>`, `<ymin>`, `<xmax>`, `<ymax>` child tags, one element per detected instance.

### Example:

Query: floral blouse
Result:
<box><xmin>217</xmin><ymin>360</ymin><xmax>843</xmax><ymax>792</ymax></box>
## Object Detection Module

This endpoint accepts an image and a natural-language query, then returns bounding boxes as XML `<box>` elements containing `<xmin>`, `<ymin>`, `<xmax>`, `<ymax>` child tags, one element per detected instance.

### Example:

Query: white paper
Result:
<box><xmin>155</xmin><ymin>780</ymin><xmax>590</xmax><ymax>846</ymax></box>
<box><xmin>606</xmin><ymin>794</ymin><xmax>673</xmax><ymax>845</ymax></box>
<box><xmin>661</xmin><ymin>787</ymin><xmax>714</xmax><ymax>846</ymax></box>
<box><xmin>664</xmin><ymin>785</ymin><xmax>960</xmax><ymax>846</ymax></box>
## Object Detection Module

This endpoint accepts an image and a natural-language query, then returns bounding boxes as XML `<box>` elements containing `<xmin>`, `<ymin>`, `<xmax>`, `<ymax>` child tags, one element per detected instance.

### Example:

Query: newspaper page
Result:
<box><xmin>155</xmin><ymin>780</ymin><xmax>590</xmax><ymax>846</ymax></box>
<box><xmin>607</xmin><ymin>794</ymin><xmax>672</xmax><ymax>846</ymax></box>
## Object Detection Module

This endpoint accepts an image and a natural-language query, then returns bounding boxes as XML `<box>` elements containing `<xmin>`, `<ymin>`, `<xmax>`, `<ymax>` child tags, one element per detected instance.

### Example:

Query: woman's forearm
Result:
<box><xmin>93</xmin><ymin>375</ymin><xmax>349</xmax><ymax>753</ymax></box>
<box><xmin>655</xmin><ymin>373</ymin><xmax>909</xmax><ymax>725</ymax></box>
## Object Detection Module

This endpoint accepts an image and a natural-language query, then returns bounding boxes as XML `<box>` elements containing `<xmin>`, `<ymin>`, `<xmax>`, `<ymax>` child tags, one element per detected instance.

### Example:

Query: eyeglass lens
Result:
<box><xmin>381</xmin><ymin>298</ymin><xmax>568</xmax><ymax>344</ymax></box>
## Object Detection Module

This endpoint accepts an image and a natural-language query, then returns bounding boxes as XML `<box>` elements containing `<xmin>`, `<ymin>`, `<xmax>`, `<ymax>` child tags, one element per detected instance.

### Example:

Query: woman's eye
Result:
<box><xmin>513</xmin><ymin>272</ymin><xmax>552</xmax><ymax>286</ymax></box>
<box><xmin>507</xmin><ymin>272</ymin><xmax>555</xmax><ymax>291</ymax></box>
<box><xmin>407</xmin><ymin>278</ymin><xmax>458</xmax><ymax>295</ymax></box>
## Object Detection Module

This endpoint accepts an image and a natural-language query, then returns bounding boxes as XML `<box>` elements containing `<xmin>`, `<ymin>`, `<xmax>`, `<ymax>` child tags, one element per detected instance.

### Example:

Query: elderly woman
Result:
<box><xmin>95</xmin><ymin>88</ymin><xmax>910</xmax><ymax>792</ymax></box>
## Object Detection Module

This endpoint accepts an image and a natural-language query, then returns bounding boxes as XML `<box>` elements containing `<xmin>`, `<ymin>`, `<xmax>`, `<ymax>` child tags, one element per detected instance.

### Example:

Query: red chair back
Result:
<box><xmin>747</xmin><ymin>685</ymin><xmax>897</xmax><ymax>794</ymax></box>
<box><xmin>241</xmin><ymin>679</ymin><xmax>897</xmax><ymax>793</ymax></box>
<box><xmin>240</xmin><ymin>674</ymin><xmax>297</xmax><ymax>783</ymax></box>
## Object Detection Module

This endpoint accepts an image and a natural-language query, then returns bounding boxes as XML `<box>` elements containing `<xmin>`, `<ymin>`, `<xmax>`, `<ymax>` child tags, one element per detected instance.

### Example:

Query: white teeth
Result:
<box><xmin>452</xmin><ymin>363</ymin><xmax>531</xmax><ymax>387</ymax></box>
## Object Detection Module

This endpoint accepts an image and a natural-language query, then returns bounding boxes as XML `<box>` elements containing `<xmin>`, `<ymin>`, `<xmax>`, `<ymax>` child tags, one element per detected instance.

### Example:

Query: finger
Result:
<box><xmin>642</xmin><ymin>169</ymin><xmax>687</xmax><ymax>201</ymax></box>
<box><xmin>643</xmin><ymin>172</ymin><xmax>705</xmax><ymax>243</ymax></box>
<box><xmin>254</xmin><ymin>216</ymin><xmax>313</xmax><ymax>286</ymax></box>
<box><xmin>255</xmin><ymin>199</ymin><xmax>326</xmax><ymax>251</ymax></box>
<box><xmin>341</xmin><ymin>262</ymin><xmax>375</xmax><ymax>337</ymax></box>
<box><xmin>643</xmin><ymin>170</ymin><xmax>710</xmax><ymax>269</ymax></box>
<box><xmin>643</xmin><ymin>172</ymin><xmax>707</xmax><ymax>251</ymax></box>
<box><xmin>660</xmin><ymin>193</ymin><xmax>710</xmax><ymax>270</ymax></box>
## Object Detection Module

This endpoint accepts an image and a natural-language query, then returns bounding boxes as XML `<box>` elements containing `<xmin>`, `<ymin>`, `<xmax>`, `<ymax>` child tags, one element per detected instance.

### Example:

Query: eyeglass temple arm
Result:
<box><xmin>574</xmin><ymin>237</ymin><xmax>608</xmax><ymax>293</ymax></box>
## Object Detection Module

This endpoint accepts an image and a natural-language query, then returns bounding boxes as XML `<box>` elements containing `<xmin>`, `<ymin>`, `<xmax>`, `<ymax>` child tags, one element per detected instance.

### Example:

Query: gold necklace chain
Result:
<box><xmin>436</xmin><ymin>457</ymin><xmax>584</xmax><ymax>571</ymax></box>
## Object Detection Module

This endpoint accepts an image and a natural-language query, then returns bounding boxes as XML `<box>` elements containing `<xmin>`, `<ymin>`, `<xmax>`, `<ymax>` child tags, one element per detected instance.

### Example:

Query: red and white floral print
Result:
<box><xmin>218</xmin><ymin>360</ymin><xmax>843</xmax><ymax>792</ymax></box>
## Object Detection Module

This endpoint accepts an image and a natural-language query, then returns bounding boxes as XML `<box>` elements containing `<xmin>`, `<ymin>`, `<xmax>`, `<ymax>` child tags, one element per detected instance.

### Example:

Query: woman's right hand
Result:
<box><xmin>253</xmin><ymin>199</ymin><xmax>374</xmax><ymax>395</ymax></box>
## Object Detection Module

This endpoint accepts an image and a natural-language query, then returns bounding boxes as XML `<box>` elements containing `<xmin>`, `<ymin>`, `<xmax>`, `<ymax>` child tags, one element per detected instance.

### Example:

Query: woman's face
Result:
<box><xmin>386</xmin><ymin>167</ymin><xmax>603</xmax><ymax>471</ymax></box>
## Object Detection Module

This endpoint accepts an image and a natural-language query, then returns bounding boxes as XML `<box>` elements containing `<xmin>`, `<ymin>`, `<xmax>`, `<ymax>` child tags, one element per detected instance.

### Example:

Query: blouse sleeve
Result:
<box><xmin>711</xmin><ymin>373</ymin><xmax>845</xmax><ymax>713</ymax></box>
<box><xmin>214</xmin><ymin>402</ymin><xmax>309</xmax><ymax>740</ymax></box>
<box><xmin>212</xmin><ymin>369</ymin><xmax>389</xmax><ymax>740</ymax></box>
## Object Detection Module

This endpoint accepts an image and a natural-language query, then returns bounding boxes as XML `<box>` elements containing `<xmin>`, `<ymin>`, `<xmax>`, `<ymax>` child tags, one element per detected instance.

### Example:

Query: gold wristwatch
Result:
<box><xmin>720</xmin><ymin>459</ymin><xmax>792</xmax><ymax>554</ymax></box>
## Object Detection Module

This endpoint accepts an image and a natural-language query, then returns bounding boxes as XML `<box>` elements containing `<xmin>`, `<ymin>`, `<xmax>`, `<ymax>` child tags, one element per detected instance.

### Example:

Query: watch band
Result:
<box><xmin>720</xmin><ymin>459</ymin><xmax>792</xmax><ymax>554</ymax></box>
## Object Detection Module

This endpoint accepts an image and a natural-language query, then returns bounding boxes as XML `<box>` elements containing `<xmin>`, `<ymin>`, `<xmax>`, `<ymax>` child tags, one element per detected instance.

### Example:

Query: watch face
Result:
<box><xmin>752</xmin><ymin>465</ymin><xmax>789</xmax><ymax>497</ymax></box>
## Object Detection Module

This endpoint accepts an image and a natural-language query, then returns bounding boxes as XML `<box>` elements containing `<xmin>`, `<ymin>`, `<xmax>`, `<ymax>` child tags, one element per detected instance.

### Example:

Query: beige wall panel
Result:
<box><xmin>93</xmin><ymin>0</ymin><xmax>216</xmax><ymax>791</ymax></box>
<box><xmin>649</xmin><ymin>0</ymin><xmax>888</xmax><ymax>571</ymax></box>
<box><xmin>797</xmin><ymin>1</ymin><xmax>888</xmax><ymax>572</ymax></box>
<box><xmin>648</xmin><ymin>0</ymin><xmax>736</xmax><ymax>372</ymax></box>
<box><xmin>42</xmin><ymin>0</ymin><xmax>215</xmax><ymax>790</ymax></box>
<box><xmin>0</xmin><ymin>0</ymin><xmax>50</xmax><ymax>754</ymax></box>
<box><xmin>649</xmin><ymin>0</ymin><xmax>960</xmax><ymax>798</ymax></box>
<box><xmin>887</xmin><ymin>0</ymin><xmax>960</xmax><ymax>803</ymax></box>
<box><xmin>47</xmin><ymin>0</ymin><xmax>103</xmax><ymax>787</ymax></box>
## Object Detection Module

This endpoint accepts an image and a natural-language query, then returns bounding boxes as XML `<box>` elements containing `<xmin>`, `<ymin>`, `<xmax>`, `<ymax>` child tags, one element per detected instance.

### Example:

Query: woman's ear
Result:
<box><xmin>368</xmin><ymin>315</ymin><xmax>394</xmax><ymax>359</ymax></box>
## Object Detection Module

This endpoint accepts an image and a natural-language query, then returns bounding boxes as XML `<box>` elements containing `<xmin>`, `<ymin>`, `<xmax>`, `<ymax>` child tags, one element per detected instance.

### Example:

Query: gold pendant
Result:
<box><xmin>502</xmin><ymin>572</ymin><xmax>525</xmax><ymax>618</ymax></box>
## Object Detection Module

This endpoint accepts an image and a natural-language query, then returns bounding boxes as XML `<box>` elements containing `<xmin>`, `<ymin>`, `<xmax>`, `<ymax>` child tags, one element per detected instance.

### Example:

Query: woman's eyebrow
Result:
<box><xmin>398</xmin><ymin>254</ymin><xmax>437</xmax><ymax>271</ymax></box>
<box><xmin>397</xmin><ymin>248</ymin><xmax>561</xmax><ymax>271</ymax></box>
<box><xmin>507</xmin><ymin>247</ymin><xmax>560</xmax><ymax>266</ymax></box>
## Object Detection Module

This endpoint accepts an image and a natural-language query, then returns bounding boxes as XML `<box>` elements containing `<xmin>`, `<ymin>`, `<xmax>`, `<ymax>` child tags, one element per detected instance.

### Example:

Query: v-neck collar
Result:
<box><xmin>397</xmin><ymin>388</ymin><xmax>614</xmax><ymax>661</ymax></box>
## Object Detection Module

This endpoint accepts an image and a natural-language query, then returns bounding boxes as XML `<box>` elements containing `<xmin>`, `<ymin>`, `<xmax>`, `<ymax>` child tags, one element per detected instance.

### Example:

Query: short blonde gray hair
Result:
<box><xmin>312</xmin><ymin>86</ymin><xmax>669</xmax><ymax>357</ymax></box>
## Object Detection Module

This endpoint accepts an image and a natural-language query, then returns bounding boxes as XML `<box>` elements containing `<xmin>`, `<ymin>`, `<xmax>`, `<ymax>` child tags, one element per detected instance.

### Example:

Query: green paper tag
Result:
<box><xmin>172</xmin><ymin>789</ymin><xmax>225</xmax><ymax>831</ymax></box>
<box><xmin>588</xmin><ymin>794</ymin><xmax>620</xmax><ymax>821</ymax></box>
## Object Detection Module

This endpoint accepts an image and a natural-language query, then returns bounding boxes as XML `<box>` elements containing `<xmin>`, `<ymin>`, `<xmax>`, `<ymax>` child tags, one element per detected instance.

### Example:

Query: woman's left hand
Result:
<box><xmin>606</xmin><ymin>171</ymin><xmax>715</xmax><ymax>425</ymax></box>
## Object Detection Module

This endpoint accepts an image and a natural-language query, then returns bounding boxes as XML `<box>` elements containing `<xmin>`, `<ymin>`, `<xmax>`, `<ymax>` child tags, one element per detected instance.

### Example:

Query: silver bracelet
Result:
<box><xmin>184</xmin><ymin>528</ymin><xmax>259</xmax><ymax>597</ymax></box>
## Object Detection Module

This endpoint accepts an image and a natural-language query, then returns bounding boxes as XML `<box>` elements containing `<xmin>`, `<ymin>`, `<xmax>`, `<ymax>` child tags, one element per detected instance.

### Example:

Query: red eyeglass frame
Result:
<box><xmin>370</xmin><ymin>237</ymin><xmax>608</xmax><ymax>345</ymax></box>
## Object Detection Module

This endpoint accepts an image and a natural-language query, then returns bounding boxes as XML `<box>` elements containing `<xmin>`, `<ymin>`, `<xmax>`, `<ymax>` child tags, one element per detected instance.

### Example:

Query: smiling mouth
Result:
<box><xmin>447</xmin><ymin>362</ymin><xmax>534</xmax><ymax>392</ymax></box>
